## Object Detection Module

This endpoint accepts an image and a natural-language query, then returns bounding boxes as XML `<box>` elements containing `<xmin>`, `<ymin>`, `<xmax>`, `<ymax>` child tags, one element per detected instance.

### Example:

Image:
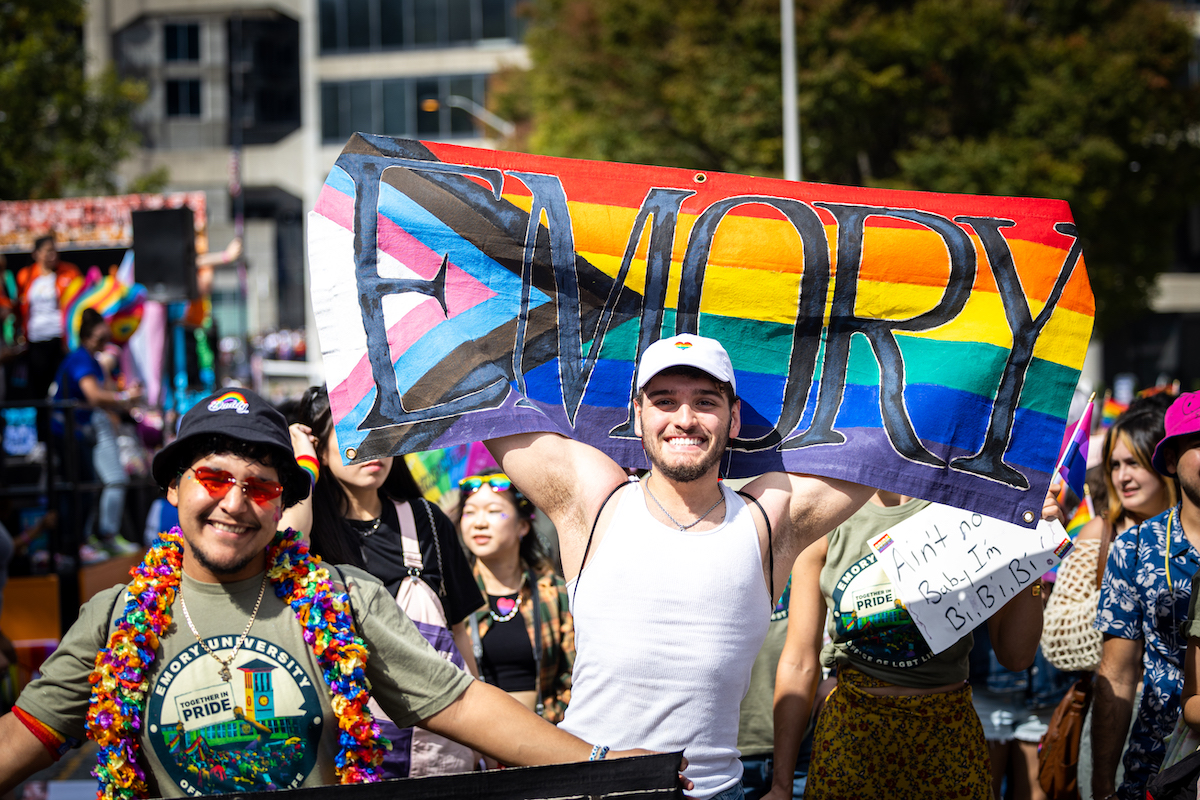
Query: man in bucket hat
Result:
<box><xmin>0</xmin><ymin>388</ymin><xmax>654</xmax><ymax>798</ymax></box>
<box><xmin>1093</xmin><ymin>391</ymin><xmax>1200</xmax><ymax>800</ymax></box>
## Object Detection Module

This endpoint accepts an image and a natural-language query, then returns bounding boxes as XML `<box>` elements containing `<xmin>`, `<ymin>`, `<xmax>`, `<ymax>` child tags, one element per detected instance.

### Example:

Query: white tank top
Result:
<box><xmin>562</xmin><ymin>481</ymin><xmax>771</xmax><ymax>800</ymax></box>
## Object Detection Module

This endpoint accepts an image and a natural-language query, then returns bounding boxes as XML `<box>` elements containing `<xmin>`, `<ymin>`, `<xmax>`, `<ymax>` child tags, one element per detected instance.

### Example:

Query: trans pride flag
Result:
<box><xmin>308</xmin><ymin>136</ymin><xmax>1094</xmax><ymax>527</ymax></box>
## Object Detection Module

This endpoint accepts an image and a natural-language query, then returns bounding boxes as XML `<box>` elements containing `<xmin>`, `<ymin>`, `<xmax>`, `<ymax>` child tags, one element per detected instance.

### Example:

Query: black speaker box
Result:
<box><xmin>132</xmin><ymin>207</ymin><xmax>197</xmax><ymax>300</ymax></box>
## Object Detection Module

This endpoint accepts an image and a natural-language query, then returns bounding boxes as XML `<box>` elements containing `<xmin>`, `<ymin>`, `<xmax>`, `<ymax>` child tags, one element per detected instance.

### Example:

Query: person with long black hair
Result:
<box><xmin>282</xmin><ymin>385</ymin><xmax>484</xmax><ymax>778</ymax></box>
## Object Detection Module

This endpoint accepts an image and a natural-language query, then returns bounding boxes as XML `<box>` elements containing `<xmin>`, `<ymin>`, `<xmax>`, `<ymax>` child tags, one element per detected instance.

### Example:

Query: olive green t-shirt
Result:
<box><xmin>16</xmin><ymin>565</ymin><xmax>473</xmax><ymax>797</ymax></box>
<box><xmin>819</xmin><ymin>499</ymin><xmax>975</xmax><ymax>687</ymax></box>
<box><xmin>736</xmin><ymin>578</ymin><xmax>790</xmax><ymax>758</ymax></box>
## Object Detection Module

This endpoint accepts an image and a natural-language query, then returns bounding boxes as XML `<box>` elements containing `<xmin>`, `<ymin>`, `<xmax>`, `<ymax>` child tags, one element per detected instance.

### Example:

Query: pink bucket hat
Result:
<box><xmin>1152</xmin><ymin>391</ymin><xmax>1200</xmax><ymax>475</ymax></box>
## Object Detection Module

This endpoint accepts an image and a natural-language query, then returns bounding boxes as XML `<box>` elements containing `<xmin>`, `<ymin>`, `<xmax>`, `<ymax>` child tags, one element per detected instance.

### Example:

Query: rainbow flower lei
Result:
<box><xmin>86</xmin><ymin>527</ymin><xmax>389</xmax><ymax>800</ymax></box>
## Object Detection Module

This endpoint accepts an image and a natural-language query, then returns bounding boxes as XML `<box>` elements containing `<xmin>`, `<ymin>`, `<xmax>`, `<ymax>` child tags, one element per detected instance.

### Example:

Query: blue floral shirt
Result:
<box><xmin>1095</xmin><ymin>505</ymin><xmax>1200</xmax><ymax>800</ymax></box>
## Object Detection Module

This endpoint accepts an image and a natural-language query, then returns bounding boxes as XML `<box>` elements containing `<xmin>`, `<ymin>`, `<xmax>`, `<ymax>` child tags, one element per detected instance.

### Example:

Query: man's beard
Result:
<box><xmin>644</xmin><ymin>424</ymin><xmax>731</xmax><ymax>483</ymax></box>
<box><xmin>183</xmin><ymin>532</ymin><xmax>265</xmax><ymax>576</ymax></box>
<box><xmin>1180</xmin><ymin>470</ymin><xmax>1200</xmax><ymax>514</ymax></box>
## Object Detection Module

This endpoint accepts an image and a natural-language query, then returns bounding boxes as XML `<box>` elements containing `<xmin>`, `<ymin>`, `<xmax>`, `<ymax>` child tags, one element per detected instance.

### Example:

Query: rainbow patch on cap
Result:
<box><xmin>872</xmin><ymin>533</ymin><xmax>894</xmax><ymax>552</ymax></box>
<box><xmin>207</xmin><ymin>391</ymin><xmax>250</xmax><ymax>415</ymax></box>
<box><xmin>673</xmin><ymin>342</ymin><xmax>693</xmax><ymax>350</ymax></box>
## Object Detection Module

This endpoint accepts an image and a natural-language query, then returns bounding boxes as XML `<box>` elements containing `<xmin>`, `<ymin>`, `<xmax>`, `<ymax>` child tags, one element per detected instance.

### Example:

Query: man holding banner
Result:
<box><xmin>306</xmin><ymin>136</ymin><xmax>1096</xmax><ymax>798</ymax></box>
<box><xmin>488</xmin><ymin>333</ymin><xmax>875</xmax><ymax>800</ymax></box>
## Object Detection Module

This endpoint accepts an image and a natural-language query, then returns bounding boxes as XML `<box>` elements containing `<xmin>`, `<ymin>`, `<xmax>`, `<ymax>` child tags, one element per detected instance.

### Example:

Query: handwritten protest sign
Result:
<box><xmin>868</xmin><ymin>504</ymin><xmax>1072</xmax><ymax>653</ymax></box>
<box><xmin>308</xmin><ymin>135</ymin><xmax>1095</xmax><ymax>526</ymax></box>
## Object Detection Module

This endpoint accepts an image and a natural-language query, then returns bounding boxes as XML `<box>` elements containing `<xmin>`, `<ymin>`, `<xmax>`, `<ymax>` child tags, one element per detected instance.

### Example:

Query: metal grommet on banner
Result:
<box><xmin>1022</xmin><ymin>510</ymin><xmax>1036</xmax><ymax>524</ymax></box>
<box><xmin>693</xmin><ymin>173</ymin><xmax>707</xmax><ymax>184</ymax></box>
<box><xmin>345</xmin><ymin>447</ymin><xmax>357</xmax><ymax>460</ymax></box>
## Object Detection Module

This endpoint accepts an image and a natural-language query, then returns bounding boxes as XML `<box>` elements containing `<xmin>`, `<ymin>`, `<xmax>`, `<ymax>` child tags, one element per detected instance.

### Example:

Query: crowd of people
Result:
<box><xmin>0</xmin><ymin>326</ymin><xmax>1197</xmax><ymax>800</ymax></box>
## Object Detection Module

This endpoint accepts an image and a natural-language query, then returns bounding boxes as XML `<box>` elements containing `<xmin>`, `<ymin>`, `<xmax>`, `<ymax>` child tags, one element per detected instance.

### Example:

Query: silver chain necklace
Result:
<box><xmin>643</xmin><ymin>472</ymin><xmax>725</xmax><ymax>531</ymax></box>
<box><xmin>180</xmin><ymin>573</ymin><xmax>269</xmax><ymax>682</ymax></box>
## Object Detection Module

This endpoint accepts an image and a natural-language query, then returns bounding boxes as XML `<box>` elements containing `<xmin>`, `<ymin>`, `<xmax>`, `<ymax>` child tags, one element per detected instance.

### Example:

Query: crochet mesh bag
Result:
<box><xmin>1041</xmin><ymin>538</ymin><xmax>1104</xmax><ymax>672</ymax></box>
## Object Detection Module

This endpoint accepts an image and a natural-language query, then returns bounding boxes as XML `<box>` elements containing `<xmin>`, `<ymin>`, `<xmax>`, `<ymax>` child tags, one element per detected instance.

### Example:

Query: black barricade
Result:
<box><xmin>216</xmin><ymin>753</ymin><xmax>683</xmax><ymax>800</ymax></box>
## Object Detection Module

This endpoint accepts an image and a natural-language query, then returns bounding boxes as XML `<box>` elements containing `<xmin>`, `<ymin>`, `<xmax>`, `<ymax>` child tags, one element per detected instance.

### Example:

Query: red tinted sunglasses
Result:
<box><xmin>188</xmin><ymin>467</ymin><xmax>283</xmax><ymax>506</ymax></box>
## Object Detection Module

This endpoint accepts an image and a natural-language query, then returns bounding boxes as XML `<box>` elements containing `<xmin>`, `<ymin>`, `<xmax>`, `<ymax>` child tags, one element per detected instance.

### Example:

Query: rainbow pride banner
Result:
<box><xmin>309</xmin><ymin>136</ymin><xmax>1094</xmax><ymax>527</ymax></box>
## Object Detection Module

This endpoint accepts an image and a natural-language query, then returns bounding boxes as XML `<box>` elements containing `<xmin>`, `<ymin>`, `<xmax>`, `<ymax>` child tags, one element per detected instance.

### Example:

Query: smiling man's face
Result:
<box><xmin>635</xmin><ymin>371</ymin><xmax>740</xmax><ymax>483</ymax></box>
<box><xmin>167</xmin><ymin>452</ymin><xmax>282</xmax><ymax>582</ymax></box>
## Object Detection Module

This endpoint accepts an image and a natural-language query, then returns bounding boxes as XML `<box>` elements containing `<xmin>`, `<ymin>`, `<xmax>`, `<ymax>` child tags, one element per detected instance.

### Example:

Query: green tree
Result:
<box><xmin>0</xmin><ymin>0</ymin><xmax>148</xmax><ymax>200</ymax></box>
<box><xmin>504</xmin><ymin>0</ymin><xmax>1200</xmax><ymax>329</ymax></box>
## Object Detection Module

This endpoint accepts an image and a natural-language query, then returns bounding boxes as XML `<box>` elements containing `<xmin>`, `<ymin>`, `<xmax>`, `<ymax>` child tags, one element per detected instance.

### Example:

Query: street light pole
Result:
<box><xmin>421</xmin><ymin>95</ymin><xmax>515</xmax><ymax>138</ymax></box>
<box><xmin>781</xmin><ymin>0</ymin><xmax>801</xmax><ymax>181</ymax></box>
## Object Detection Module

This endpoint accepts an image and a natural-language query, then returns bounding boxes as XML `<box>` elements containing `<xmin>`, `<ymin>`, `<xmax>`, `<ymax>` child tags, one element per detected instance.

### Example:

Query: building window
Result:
<box><xmin>318</xmin><ymin>0</ymin><xmax>524</xmax><ymax>53</ymax></box>
<box><xmin>164</xmin><ymin>23</ymin><xmax>200</xmax><ymax>61</ymax></box>
<box><xmin>320</xmin><ymin>74</ymin><xmax>487</xmax><ymax>144</ymax></box>
<box><xmin>166</xmin><ymin>79</ymin><xmax>202</xmax><ymax>117</ymax></box>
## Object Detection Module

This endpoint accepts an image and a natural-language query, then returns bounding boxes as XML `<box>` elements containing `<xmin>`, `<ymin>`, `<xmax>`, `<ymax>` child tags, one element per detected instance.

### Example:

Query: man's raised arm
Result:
<box><xmin>487</xmin><ymin>432</ymin><xmax>629</xmax><ymax>580</ymax></box>
<box><xmin>744</xmin><ymin>471</ymin><xmax>878</xmax><ymax>600</ymax></box>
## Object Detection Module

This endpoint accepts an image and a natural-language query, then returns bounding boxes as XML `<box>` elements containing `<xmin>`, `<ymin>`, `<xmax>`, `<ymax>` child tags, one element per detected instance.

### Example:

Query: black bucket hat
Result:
<box><xmin>152</xmin><ymin>389</ymin><xmax>308</xmax><ymax>506</ymax></box>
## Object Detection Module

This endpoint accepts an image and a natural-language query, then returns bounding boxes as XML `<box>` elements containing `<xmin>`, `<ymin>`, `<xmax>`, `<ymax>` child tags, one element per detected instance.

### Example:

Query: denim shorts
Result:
<box><xmin>708</xmin><ymin>782</ymin><xmax>746</xmax><ymax>800</ymax></box>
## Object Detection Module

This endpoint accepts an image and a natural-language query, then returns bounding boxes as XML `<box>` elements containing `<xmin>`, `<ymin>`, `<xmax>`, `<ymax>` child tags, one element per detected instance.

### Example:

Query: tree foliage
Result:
<box><xmin>0</xmin><ymin>0</ymin><xmax>148</xmax><ymax>200</ymax></box>
<box><xmin>502</xmin><ymin>0</ymin><xmax>1200</xmax><ymax>329</ymax></box>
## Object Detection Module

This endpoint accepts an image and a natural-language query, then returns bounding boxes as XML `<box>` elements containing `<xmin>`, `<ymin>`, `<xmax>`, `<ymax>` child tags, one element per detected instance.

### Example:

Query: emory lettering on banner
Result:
<box><xmin>309</xmin><ymin>135</ymin><xmax>1094</xmax><ymax>527</ymax></box>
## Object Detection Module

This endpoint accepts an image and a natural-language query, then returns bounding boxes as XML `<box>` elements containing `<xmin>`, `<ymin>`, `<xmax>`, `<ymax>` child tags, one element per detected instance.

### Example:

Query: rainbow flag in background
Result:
<box><xmin>1065</xmin><ymin>486</ymin><xmax>1095</xmax><ymax>537</ymax></box>
<box><xmin>62</xmin><ymin>267</ymin><xmax>147</xmax><ymax>350</ymax></box>
<box><xmin>309</xmin><ymin>136</ymin><xmax>1095</xmax><ymax>527</ymax></box>
<box><xmin>403</xmin><ymin>444</ymin><xmax>471</xmax><ymax>508</ymax></box>
<box><xmin>1101</xmin><ymin>397</ymin><xmax>1128</xmax><ymax>429</ymax></box>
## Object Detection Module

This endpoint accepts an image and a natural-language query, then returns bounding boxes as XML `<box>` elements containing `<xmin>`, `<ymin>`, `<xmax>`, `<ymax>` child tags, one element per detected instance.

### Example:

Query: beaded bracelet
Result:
<box><xmin>296</xmin><ymin>454</ymin><xmax>320</xmax><ymax>487</ymax></box>
<box><xmin>589</xmin><ymin>744</ymin><xmax>610</xmax><ymax>761</ymax></box>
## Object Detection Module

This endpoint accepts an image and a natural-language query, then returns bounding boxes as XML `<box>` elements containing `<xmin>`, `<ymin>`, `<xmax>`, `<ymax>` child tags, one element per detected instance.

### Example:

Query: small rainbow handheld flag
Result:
<box><xmin>1065</xmin><ymin>484</ymin><xmax>1095</xmax><ymax>537</ymax></box>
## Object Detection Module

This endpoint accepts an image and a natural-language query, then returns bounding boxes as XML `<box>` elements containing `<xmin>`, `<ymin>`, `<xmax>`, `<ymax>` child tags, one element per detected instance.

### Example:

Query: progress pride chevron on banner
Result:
<box><xmin>308</xmin><ymin>135</ymin><xmax>1094</xmax><ymax>528</ymax></box>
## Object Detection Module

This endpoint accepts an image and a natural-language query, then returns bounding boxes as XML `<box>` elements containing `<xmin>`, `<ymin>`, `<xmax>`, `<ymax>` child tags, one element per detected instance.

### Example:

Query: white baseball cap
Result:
<box><xmin>635</xmin><ymin>334</ymin><xmax>737</xmax><ymax>394</ymax></box>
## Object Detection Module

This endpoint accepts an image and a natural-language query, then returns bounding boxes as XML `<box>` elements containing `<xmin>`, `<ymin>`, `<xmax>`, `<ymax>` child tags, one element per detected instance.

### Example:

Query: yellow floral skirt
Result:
<box><xmin>804</xmin><ymin>667</ymin><xmax>991</xmax><ymax>800</ymax></box>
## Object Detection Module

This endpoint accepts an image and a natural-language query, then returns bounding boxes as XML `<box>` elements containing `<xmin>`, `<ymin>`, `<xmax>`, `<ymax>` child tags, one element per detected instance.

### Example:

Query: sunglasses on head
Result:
<box><xmin>459</xmin><ymin>474</ymin><xmax>514</xmax><ymax>494</ymax></box>
<box><xmin>188</xmin><ymin>466</ymin><xmax>283</xmax><ymax>506</ymax></box>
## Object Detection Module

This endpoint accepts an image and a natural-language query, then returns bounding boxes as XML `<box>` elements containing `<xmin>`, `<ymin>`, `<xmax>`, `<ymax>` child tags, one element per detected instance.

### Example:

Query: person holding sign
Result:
<box><xmin>1094</xmin><ymin>391</ymin><xmax>1200</xmax><ymax>800</ymax></box>
<box><xmin>486</xmin><ymin>333</ymin><xmax>876</xmax><ymax>800</ymax></box>
<box><xmin>0</xmin><ymin>389</ymin><xmax>658</xmax><ymax>798</ymax></box>
<box><xmin>763</xmin><ymin>488</ymin><xmax>1060</xmax><ymax>800</ymax></box>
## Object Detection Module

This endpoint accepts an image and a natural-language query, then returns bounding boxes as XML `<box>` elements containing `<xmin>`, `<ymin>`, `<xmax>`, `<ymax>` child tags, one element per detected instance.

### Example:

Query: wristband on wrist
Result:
<box><xmin>589</xmin><ymin>744</ymin><xmax>610</xmax><ymax>761</ymax></box>
<box><xmin>296</xmin><ymin>454</ymin><xmax>319</xmax><ymax>487</ymax></box>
